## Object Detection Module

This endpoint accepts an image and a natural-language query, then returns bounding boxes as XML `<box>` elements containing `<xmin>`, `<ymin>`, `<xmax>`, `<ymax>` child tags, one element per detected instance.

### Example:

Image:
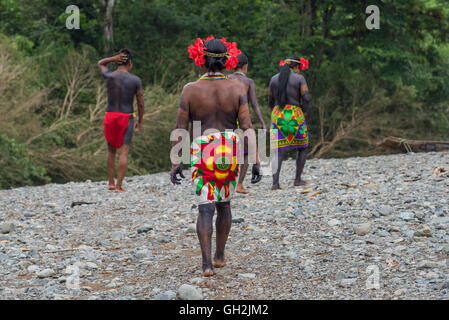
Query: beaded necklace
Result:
<box><xmin>199</xmin><ymin>72</ymin><xmax>227</xmax><ymax>80</ymax></box>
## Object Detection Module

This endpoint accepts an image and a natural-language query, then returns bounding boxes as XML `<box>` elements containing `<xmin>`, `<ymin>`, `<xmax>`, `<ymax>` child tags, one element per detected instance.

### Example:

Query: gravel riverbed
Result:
<box><xmin>0</xmin><ymin>152</ymin><xmax>448</xmax><ymax>300</ymax></box>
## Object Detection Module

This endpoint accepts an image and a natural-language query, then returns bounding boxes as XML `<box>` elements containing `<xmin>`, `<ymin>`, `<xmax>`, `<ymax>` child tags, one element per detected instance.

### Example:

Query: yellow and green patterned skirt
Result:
<box><xmin>270</xmin><ymin>104</ymin><xmax>308</xmax><ymax>150</ymax></box>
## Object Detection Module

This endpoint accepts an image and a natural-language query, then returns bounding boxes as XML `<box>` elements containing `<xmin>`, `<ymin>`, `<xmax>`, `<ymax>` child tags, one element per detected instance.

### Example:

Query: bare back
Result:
<box><xmin>175</xmin><ymin>77</ymin><xmax>252</xmax><ymax>138</ymax></box>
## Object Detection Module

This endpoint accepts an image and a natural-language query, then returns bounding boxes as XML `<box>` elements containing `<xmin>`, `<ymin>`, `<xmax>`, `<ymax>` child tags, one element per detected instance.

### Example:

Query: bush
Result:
<box><xmin>0</xmin><ymin>134</ymin><xmax>50</xmax><ymax>189</ymax></box>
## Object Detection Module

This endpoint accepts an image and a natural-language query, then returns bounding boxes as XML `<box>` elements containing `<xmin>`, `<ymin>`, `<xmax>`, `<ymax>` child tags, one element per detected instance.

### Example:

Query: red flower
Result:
<box><xmin>205</xmin><ymin>35</ymin><xmax>215</xmax><ymax>42</ymax></box>
<box><xmin>300</xmin><ymin>57</ymin><xmax>309</xmax><ymax>71</ymax></box>
<box><xmin>187</xmin><ymin>35</ymin><xmax>241</xmax><ymax>70</ymax></box>
<box><xmin>279</xmin><ymin>60</ymin><xmax>285</xmax><ymax>67</ymax></box>
<box><xmin>187</xmin><ymin>38</ymin><xmax>205</xmax><ymax>67</ymax></box>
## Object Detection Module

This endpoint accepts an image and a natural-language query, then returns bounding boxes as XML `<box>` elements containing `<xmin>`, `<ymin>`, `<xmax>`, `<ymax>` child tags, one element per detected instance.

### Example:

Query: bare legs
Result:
<box><xmin>107</xmin><ymin>145</ymin><xmax>117</xmax><ymax>190</ymax></box>
<box><xmin>236</xmin><ymin>154</ymin><xmax>250</xmax><ymax>194</ymax></box>
<box><xmin>272</xmin><ymin>148</ymin><xmax>307</xmax><ymax>189</ymax></box>
<box><xmin>196</xmin><ymin>202</ymin><xmax>232</xmax><ymax>276</ymax></box>
<box><xmin>106</xmin><ymin>144</ymin><xmax>130</xmax><ymax>192</ymax></box>
<box><xmin>294</xmin><ymin>148</ymin><xmax>308</xmax><ymax>186</ymax></box>
<box><xmin>272</xmin><ymin>148</ymin><xmax>287</xmax><ymax>189</ymax></box>
<box><xmin>214</xmin><ymin>202</ymin><xmax>232</xmax><ymax>268</ymax></box>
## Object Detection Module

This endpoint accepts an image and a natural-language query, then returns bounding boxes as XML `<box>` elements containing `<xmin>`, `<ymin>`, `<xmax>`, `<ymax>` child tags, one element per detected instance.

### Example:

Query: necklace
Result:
<box><xmin>234</xmin><ymin>72</ymin><xmax>246</xmax><ymax>77</ymax></box>
<box><xmin>199</xmin><ymin>72</ymin><xmax>227</xmax><ymax>80</ymax></box>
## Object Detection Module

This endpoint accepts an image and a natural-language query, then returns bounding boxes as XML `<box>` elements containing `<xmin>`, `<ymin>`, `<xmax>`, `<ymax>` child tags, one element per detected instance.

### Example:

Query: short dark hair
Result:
<box><xmin>203</xmin><ymin>39</ymin><xmax>228</xmax><ymax>72</ymax></box>
<box><xmin>118</xmin><ymin>48</ymin><xmax>133</xmax><ymax>65</ymax></box>
<box><xmin>236</xmin><ymin>53</ymin><xmax>248</xmax><ymax>69</ymax></box>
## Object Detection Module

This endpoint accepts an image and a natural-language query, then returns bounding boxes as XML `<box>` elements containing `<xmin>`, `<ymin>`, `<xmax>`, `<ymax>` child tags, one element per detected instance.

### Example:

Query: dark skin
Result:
<box><xmin>228</xmin><ymin>63</ymin><xmax>266</xmax><ymax>194</ymax></box>
<box><xmin>268</xmin><ymin>65</ymin><xmax>309</xmax><ymax>189</ymax></box>
<box><xmin>98</xmin><ymin>53</ymin><xmax>145</xmax><ymax>192</ymax></box>
<box><xmin>171</xmin><ymin>66</ymin><xmax>261</xmax><ymax>277</ymax></box>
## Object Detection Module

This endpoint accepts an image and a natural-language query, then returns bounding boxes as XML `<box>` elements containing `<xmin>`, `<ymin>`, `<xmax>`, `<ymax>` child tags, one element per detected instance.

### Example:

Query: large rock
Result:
<box><xmin>177</xmin><ymin>284</ymin><xmax>203</xmax><ymax>300</ymax></box>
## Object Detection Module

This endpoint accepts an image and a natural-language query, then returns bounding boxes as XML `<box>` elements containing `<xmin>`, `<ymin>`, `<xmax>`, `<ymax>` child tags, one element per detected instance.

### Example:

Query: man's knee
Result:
<box><xmin>215</xmin><ymin>201</ymin><xmax>231</xmax><ymax>212</ymax></box>
<box><xmin>108</xmin><ymin>145</ymin><xmax>117</xmax><ymax>153</ymax></box>
<box><xmin>199</xmin><ymin>203</ymin><xmax>215</xmax><ymax>215</ymax></box>
<box><xmin>118</xmin><ymin>145</ymin><xmax>130</xmax><ymax>156</ymax></box>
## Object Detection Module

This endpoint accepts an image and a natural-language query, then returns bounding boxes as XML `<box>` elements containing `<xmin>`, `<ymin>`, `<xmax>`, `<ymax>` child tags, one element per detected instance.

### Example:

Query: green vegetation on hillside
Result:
<box><xmin>0</xmin><ymin>0</ymin><xmax>448</xmax><ymax>189</ymax></box>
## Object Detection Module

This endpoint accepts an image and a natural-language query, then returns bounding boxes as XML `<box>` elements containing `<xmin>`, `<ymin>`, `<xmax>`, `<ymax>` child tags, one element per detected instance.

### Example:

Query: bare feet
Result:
<box><xmin>213</xmin><ymin>259</ymin><xmax>226</xmax><ymax>268</ymax></box>
<box><xmin>236</xmin><ymin>184</ymin><xmax>249</xmax><ymax>194</ymax></box>
<box><xmin>202</xmin><ymin>268</ymin><xmax>216</xmax><ymax>277</ymax></box>
<box><xmin>114</xmin><ymin>187</ymin><xmax>127</xmax><ymax>193</ymax></box>
<box><xmin>108</xmin><ymin>185</ymin><xmax>115</xmax><ymax>191</ymax></box>
<box><xmin>271</xmin><ymin>184</ymin><xmax>281</xmax><ymax>190</ymax></box>
<box><xmin>294</xmin><ymin>179</ymin><xmax>308</xmax><ymax>186</ymax></box>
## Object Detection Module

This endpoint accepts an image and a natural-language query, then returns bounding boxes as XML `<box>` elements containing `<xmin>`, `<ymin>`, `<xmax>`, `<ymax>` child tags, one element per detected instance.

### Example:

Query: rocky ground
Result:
<box><xmin>0</xmin><ymin>152</ymin><xmax>448</xmax><ymax>300</ymax></box>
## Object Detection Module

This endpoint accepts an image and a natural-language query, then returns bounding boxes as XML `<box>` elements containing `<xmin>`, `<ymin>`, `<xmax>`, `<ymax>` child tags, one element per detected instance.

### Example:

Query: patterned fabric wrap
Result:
<box><xmin>191</xmin><ymin>132</ymin><xmax>240</xmax><ymax>204</ymax></box>
<box><xmin>270</xmin><ymin>104</ymin><xmax>308</xmax><ymax>150</ymax></box>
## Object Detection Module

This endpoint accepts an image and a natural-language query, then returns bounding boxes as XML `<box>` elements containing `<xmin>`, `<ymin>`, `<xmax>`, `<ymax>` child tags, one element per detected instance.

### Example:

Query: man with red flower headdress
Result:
<box><xmin>269</xmin><ymin>56</ymin><xmax>310</xmax><ymax>190</ymax></box>
<box><xmin>170</xmin><ymin>36</ymin><xmax>262</xmax><ymax>277</ymax></box>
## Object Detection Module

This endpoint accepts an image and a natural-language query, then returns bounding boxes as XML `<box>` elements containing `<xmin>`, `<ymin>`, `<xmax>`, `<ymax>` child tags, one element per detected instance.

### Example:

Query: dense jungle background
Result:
<box><xmin>0</xmin><ymin>0</ymin><xmax>448</xmax><ymax>189</ymax></box>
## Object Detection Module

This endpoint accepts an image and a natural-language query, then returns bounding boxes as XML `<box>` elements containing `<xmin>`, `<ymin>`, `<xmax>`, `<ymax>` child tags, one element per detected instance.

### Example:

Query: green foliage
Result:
<box><xmin>0</xmin><ymin>134</ymin><xmax>50</xmax><ymax>189</ymax></box>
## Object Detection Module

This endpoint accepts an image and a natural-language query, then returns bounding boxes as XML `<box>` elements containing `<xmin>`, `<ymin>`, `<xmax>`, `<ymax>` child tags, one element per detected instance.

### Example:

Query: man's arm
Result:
<box><xmin>268</xmin><ymin>80</ymin><xmax>275</xmax><ymax>110</ymax></box>
<box><xmin>248</xmin><ymin>80</ymin><xmax>266</xmax><ymax>130</ymax></box>
<box><xmin>97</xmin><ymin>53</ymin><xmax>127</xmax><ymax>73</ymax></box>
<box><xmin>170</xmin><ymin>88</ymin><xmax>190</xmax><ymax>184</ymax></box>
<box><xmin>135</xmin><ymin>87</ymin><xmax>144</xmax><ymax>132</ymax></box>
<box><xmin>300</xmin><ymin>76</ymin><xmax>310</xmax><ymax>113</ymax></box>
<box><xmin>238</xmin><ymin>92</ymin><xmax>262</xmax><ymax>181</ymax></box>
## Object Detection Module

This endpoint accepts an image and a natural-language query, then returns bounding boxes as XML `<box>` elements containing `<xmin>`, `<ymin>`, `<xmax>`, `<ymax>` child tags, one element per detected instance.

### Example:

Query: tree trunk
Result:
<box><xmin>378</xmin><ymin>136</ymin><xmax>449</xmax><ymax>153</ymax></box>
<box><xmin>100</xmin><ymin>0</ymin><xmax>115</xmax><ymax>55</ymax></box>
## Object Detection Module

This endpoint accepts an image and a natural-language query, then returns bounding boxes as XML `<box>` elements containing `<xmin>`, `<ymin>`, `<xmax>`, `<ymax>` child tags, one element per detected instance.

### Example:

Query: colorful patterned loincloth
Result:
<box><xmin>191</xmin><ymin>132</ymin><xmax>240</xmax><ymax>204</ymax></box>
<box><xmin>270</xmin><ymin>104</ymin><xmax>308</xmax><ymax>150</ymax></box>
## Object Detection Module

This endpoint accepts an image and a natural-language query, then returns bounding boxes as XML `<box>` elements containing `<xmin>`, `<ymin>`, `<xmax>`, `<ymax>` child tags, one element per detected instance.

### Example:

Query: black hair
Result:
<box><xmin>203</xmin><ymin>39</ymin><xmax>228</xmax><ymax>72</ymax></box>
<box><xmin>118</xmin><ymin>48</ymin><xmax>133</xmax><ymax>65</ymax></box>
<box><xmin>235</xmin><ymin>53</ymin><xmax>248</xmax><ymax>70</ymax></box>
<box><xmin>277</xmin><ymin>55</ymin><xmax>300</xmax><ymax>109</ymax></box>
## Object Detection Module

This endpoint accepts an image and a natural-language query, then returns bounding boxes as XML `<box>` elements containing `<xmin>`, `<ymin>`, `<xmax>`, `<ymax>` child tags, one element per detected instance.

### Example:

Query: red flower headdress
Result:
<box><xmin>279</xmin><ymin>57</ymin><xmax>309</xmax><ymax>71</ymax></box>
<box><xmin>187</xmin><ymin>35</ymin><xmax>241</xmax><ymax>70</ymax></box>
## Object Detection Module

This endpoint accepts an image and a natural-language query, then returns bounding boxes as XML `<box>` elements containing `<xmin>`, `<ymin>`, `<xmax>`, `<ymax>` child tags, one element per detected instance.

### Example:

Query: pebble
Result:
<box><xmin>186</xmin><ymin>224</ymin><xmax>196</xmax><ymax>234</ymax></box>
<box><xmin>137</xmin><ymin>226</ymin><xmax>153</xmax><ymax>234</ymax></box>
<box><xmin>177</xmin><ymin>284</ymin><xmax>203</xmax><ymax>300</ymax></box>
<box><xmin>328</xmin><ymin>219</ymin><xmax>341</xmax><ymax>227</ymax></box>
<box><xmin>37</xmin><ymin>269</ymin><xmax>55</xmax><ymax>279</ymax></box>
<box><xmin>353</xmin><ymin>223</ymin><xmax>371</xmax><ymax>236</ymax></box>
<box><xmin>238</xmin><ymin>273</ymin><xmax>256</xmax><ymax>280</ymax></box>
<box><xmin>154</xmin><ymin>290</ymin><xmax>177</xmax><ymax>300</ymax></box>
<box><xmin>1</xmin><ymin>223</ymin><xmax>14</xmax><ymax>234</ymax></box>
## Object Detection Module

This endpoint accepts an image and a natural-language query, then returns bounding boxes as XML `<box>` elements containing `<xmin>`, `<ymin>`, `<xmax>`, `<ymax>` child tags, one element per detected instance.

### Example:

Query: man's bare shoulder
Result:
<box><xmin>227</xmin><ymin>78</ymin><xmax>247</xmax><ymax>92</ymax></box>
<box><xmin>181</xmin><ymin>80</ymin><xmax>201</xmax><ymax>93</ymax></box>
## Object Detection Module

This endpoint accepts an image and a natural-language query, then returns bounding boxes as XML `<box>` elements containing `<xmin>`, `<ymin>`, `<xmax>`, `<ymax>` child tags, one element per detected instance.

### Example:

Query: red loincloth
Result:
<box><xmin>104</xmin><ymin>112</ymin><xmax>130</xmax><ymax>148</ymax></box>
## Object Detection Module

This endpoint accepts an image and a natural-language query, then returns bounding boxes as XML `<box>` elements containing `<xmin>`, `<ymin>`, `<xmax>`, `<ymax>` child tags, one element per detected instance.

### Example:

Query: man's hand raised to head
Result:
<box><xmin>115</xmin><ymin>53</ymin><xmax>128</xmax><ymax>65</ymax></box>
<box><xmin>170</xmin><ymin>164</ymin><xmax>185</xmax><ymax>185</ymax></box>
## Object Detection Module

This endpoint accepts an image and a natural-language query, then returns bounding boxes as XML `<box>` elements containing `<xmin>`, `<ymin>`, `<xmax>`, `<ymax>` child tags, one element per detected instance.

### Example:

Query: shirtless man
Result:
<box><xmin>228</xmin><ymin>53</ymin><xmax>266</xmax><ymax>194</ymax></box>
<box><xmin>269</xmin><ymin>56</ymin><xmax>310</xmax><ymax>189</ymax></box>
<box><xmin>98</xmin><ymin>49</ymin><xmax>144</xmax><ymax>192</ymax></box>
<box><xmin>170</xmin><ymin>38</ymin><xmax>262</xmax><ymax>276</ymax></box>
